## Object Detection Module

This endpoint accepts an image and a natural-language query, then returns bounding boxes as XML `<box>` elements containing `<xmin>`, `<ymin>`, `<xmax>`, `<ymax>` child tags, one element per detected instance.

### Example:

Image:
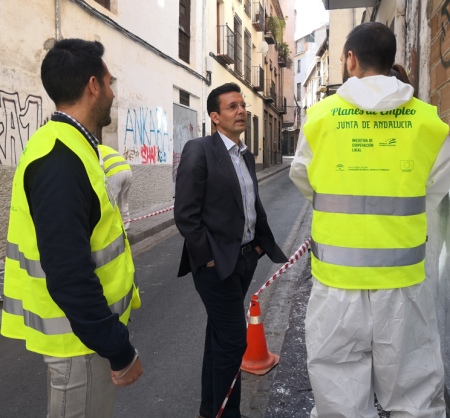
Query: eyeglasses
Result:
<box><xmin>219</xmin><ymin>102</ymin><xmax>251</xmax><ymax>112</ymax></box>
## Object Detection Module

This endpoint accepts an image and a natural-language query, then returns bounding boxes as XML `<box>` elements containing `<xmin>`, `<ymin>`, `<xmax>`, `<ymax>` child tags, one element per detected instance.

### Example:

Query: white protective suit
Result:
<box><xmin>290</xmin><ymin>75</ymin><xmax>450</xmax><ymax>418</ymax></box>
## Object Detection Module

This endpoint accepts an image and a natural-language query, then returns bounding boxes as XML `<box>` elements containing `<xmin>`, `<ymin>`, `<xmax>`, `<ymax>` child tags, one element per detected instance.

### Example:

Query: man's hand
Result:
<box><xmin>111</xmin><ymin>355</ymin><xmax>143</xmax><ymax>386</ymax></box>
<box><xmin>255</xmin><ymin>245</ymin><xmax>264</xmax><ymax>255</ymax></box>
<box><xmin>206</xmin><ymin>260</ymin><xmax>215</xmax><ymax>267</ymax></box>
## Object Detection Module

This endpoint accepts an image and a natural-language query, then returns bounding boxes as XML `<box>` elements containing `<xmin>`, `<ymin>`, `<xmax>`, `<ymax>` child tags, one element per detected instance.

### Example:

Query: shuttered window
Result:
<box><xmin>179</xmin><ymin>0</ymin><xmax>191</xmax><ymax>63</ymax></box>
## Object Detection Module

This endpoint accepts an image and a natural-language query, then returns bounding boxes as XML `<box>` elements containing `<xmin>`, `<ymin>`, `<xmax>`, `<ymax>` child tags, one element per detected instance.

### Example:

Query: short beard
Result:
<box><xmin>342</xmin><ymin>64</ymin><xmax>350</xmax><ymax>83</ymax></box>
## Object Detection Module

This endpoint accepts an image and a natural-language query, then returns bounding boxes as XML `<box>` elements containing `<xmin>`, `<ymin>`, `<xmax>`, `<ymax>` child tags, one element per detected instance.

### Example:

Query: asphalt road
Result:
<box><xmin>0</xmin><ymin>167</ymin><xmax>307</xmax><ymax>418</ymax></box>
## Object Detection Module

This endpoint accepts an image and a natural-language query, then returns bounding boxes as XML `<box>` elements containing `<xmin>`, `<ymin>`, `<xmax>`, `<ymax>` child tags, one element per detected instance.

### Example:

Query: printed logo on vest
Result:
<box><xmin>379</xmin><ymin>138</ymin><xmax>397</xmax><ymax>147</ymax></box>
<box><xmin>400</xmin><ymin>160</ymin><xmax>414</xmax><ymax>172</ymax></box>
<box><xmin>336</xmin><ymin>164</ymin><xmax>345</xmax><ymax>171</ymax></box>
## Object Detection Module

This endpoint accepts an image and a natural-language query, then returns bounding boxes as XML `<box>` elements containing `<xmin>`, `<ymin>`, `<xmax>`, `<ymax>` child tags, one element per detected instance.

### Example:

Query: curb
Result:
<box><xmin>127</xmin><ymin>162</ymin><xmax>291</xmax><ymax>248</ymax></box>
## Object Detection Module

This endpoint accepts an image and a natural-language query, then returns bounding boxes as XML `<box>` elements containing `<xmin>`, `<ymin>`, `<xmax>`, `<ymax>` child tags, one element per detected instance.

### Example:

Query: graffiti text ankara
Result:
<box><xmin>123</xmin><ymin>107</ymin><xmax>170</xmax><ymax>164</ymax></box>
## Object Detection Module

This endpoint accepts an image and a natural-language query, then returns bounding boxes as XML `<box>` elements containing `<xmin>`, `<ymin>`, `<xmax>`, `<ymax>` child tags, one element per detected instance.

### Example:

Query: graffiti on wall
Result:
<box><xmin>173</xmin><ymin>104</ymin><xmax>197</xmax><ymax>182</ymax></box>
<box><xmin>440</xmin><ymin>0</ymin><xmax>450</xmax><ymax>68</ymax></box>
<box><xmin>172</xmin><ymin>123</ymin><xmax>194</xmax><ymax>180</ymax></box>
<box><xmin>0</xmin><ymin>91</ymin><xmax>44</xmax><ymax>165</ymax></box>
<box><xmin>122</xmin><ymin>107</ymin><xmax>171</xmax><ymax>165</ymax></box>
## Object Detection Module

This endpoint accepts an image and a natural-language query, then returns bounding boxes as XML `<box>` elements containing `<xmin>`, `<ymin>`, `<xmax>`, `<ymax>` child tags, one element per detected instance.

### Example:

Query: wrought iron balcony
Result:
<box><xmin>252</xmin><ymin>66</ymin><xmax>264</xmax><ymax>91</ymax></box>
<box><xmin>217</xmin><ymin>25</ymin><xmax>235</xmax><ymax>65</ymax></box>
<box><xmin>278</xmin><ymin>96</ymin><xmax>287</xmax><ymax>114</ymax></box>
<box><xmin>278</xmin><ymin>50</ymin><xmax>287</xmax><ymax>68</ymax></box>
<box><xmin>264</xmin><ymin>30</ymin><xmax>276</xmax><ymax>45</ymax></box>
<box><xmin>252</xmin><ymin>2</ymin><xmax>264</xmax><ymax>32</ymax></box>
<box><xmin>264</xmin><ymin>80</ymin><xmax>276</xmax><ymax>104</ymax></box>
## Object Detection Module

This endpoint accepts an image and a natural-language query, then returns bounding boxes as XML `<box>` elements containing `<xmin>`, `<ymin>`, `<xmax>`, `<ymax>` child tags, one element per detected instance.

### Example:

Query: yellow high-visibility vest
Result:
<box><xmin>98</xmin><ymin>144</ymin><xmax>131</xmax><ymax>177</ymax></box>
<box><xmin>304</xmin><ymin>95</ymin><xmax>448</xmax><ymax>289</ymax></box>
<box><xmin>1</xmin><ymin>121</ymin><xmax>141</xmax><ymax>357</ymax></box>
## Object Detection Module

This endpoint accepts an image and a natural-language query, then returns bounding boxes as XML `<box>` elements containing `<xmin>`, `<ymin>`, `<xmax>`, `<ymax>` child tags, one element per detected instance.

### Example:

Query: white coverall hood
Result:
<box><xmin>337</xmin><ymin>75</ymin><xmax>414</xmax><ymax>112</ymax></box>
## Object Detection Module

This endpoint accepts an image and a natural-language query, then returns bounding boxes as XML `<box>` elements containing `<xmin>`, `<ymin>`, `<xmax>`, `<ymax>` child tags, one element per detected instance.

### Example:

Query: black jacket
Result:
<box><xmin>174</xmin><ymin>132</ymin><xmax>287</xmax><ymax>280</ymax></box>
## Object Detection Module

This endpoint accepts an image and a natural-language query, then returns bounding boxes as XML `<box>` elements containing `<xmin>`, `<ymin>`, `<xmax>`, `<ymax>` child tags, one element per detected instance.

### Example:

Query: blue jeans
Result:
<box><xmin>44</xmin><ymin>353</ymin><xmax>117</xmax><ymax>418</ymax></box>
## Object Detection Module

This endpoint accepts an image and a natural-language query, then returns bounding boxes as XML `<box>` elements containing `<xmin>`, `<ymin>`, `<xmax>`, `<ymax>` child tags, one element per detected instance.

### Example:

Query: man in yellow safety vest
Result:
<box><xmin>290</xmin><ymin>22</ymin><xmax>449</xmax><ymax>418</ymax></box>
<box><xmin>1</xmin><ymin>39</ymin><xmax>142</xmax><ymax>418</ymax></box>
<box><xmin>98</xmin><ymin>144</ymin><xmax>132</xmax><ymax>230</ymax></box>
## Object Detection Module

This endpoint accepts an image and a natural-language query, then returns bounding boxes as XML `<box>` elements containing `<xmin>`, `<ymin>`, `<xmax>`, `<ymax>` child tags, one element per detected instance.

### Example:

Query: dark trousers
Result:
<box><xmin>193</xmin><ymin>248</ymin><xmax>259</xmax><ymax>418</ymax></box>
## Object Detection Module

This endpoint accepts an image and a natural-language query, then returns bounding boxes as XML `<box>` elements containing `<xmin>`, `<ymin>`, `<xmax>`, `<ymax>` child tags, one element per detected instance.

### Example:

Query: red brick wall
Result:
<box><xmin>431</xmin><ymin>0</ymin><xmax>450</xmax><ymax>124</ymax></box>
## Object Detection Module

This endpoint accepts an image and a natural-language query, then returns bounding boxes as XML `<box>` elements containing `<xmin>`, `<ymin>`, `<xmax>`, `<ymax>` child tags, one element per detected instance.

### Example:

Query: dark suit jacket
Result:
<box><xmin>174</xmin><ymin>132</ymin><xmax>288</xmax><ymax>280</ymax></box>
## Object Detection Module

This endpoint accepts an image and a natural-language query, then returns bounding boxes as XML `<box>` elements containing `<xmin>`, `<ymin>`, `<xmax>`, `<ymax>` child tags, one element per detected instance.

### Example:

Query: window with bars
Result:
<box><xmin>253</xmin><ymin>115</ymin><xmax>259</xmax><ymax>156</ymax></box>
<box><xmin>179</xmin><ymin>0</ymin><xmax>191</xmax><ymax>63</ymax></box>
<box><xmin>180</xmin><ymin>90</ymin><xmax>190</xmax><ymax>107</ymax></box>
<box><xmin>234</xmin><ymin>15</ymin><xmax>242</xmax><ymax>75</ymax></box>
<box><xmin>94</xmin><ymin>0</ymin><xmax>110</xmax><ymax>9</ymax></box>
<box><xmin>297</xmin><ymin>59</ymin><xmax>301</xmax><ymax>74</ymax></box>
<box><xmin>244</xmin><ymin>30</ymin><xmax>251</xmax><ymax>83</ymax></box>
<box><xmin>297</xmin><ymin>83</ymin><xmax>302</xmax><ymax>102</ymax></box>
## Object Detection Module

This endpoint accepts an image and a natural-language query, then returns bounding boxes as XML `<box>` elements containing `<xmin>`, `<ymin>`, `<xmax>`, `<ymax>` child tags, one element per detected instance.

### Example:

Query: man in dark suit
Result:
<box><xmin>174</xmin><ymin>83</ymin><xmax>287</xmax><ymax>418</ymax></box>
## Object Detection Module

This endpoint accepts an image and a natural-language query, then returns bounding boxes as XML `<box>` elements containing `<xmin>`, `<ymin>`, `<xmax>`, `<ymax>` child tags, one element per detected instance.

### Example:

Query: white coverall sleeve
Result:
<box><xmin>289</xmin><ymin>123</ymin><xmax>314</xmax><ymax>203</ymax></box>
<box><xmin>426</xmin><ymin>135</ymin><xmax>450</xmax><ymax>210</ymax></box>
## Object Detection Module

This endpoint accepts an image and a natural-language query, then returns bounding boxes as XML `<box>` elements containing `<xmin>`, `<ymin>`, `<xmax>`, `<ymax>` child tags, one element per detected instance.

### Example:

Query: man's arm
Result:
<box><xmin>289</xmin><ymin>128</ymin><xmax>314</xmax><ymax>203</ymax></box>
<box><xmin>174</xmin><ymin>139</ymin><xmax>213</xmax><ymax>267</ymax></box>
<box><xmin>427</xmin><ymin>135</ymin><xmax>450</xmax><ymax>209</ymax></box>
<box><xmin>25</xmin><ymin>141</ymin><xmax>137</xmax><ymax>377</ymax></box>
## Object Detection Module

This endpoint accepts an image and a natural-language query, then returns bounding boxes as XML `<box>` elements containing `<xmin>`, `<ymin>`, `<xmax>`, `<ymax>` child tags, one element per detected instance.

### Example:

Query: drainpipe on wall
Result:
<box><xmin>394</xmin><ymin>0</ymin><xmax>406</xmax><ymax>67</ymax></box>
<box><xmin>55</xmin><ymin>0</ymin><xmax>62</xmax><ymax>41</ymax></box>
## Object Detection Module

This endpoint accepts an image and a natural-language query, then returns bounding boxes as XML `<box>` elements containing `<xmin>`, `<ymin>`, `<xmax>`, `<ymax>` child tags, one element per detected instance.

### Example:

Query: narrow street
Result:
<box><xmin>0</xmin><ymin>167</ymin><xmax>309</xmax><ymax>418</ymax></box>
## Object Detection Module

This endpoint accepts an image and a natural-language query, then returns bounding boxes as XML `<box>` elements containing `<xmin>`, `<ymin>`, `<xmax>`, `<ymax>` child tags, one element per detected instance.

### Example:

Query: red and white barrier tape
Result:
<box><xmin>218</xmin><ymin>237</ymin><xmax>311</xmax><ymax>418</ymax></box>
<box><xmin>216</xmin><ymin>369</ymin><xmax>241</xmax><ymax>418</ymax></box>
<box><xmin>128</xmin><ymin>205</ymin><xmax>174</xmax><ymax>223</ymax></box>
<box><xmin>254</xmin><ymin>237</ymin><xmax>311</xmax><ymax>297</ymax></box>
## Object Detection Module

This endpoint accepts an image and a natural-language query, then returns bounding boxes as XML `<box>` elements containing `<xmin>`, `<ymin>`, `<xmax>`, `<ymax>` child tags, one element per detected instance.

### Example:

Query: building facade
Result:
<box><xmin>0</xmin><ymin>0</ymin><xmax>289</xmax><ymax>258</ymax></box>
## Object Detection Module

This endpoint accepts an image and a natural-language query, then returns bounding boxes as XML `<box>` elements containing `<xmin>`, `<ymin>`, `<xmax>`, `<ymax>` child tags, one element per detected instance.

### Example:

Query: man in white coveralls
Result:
<box><xmin>290</xmin><ymin>22</ymin><xmax>450</xmax><ymax>418</ymax></box>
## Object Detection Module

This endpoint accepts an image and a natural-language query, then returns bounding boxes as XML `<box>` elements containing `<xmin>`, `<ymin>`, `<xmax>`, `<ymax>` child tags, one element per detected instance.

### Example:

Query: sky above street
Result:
<box><xmin>295</xmin><ymin>0</ymin><xmax>329</xmax><ymax>39</ymax></box>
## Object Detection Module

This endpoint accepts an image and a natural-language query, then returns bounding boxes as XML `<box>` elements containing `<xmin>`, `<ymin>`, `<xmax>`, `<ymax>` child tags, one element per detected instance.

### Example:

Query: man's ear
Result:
<box><xmin>346</xmin><ymin>51</ymin><xmax>358</xmax><ymax>73</ymax></box>
<box><xmin>87</xmin><ymin>75</ymin><xmax>101</xmax><ymax>98</ymax></box>
<box><xmin>210</xmin><ymin>111</ymin><xmax>219</xmax><ymax>125</ymax></box>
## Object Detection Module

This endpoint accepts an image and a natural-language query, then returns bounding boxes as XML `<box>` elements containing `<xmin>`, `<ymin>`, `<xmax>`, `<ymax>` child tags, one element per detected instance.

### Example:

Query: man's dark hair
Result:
<box><xmin>207</xmin><ymin>82</ymin><xmax>242</xmax><ymax>115</ymax></box>
<box><xmin>344</xmin><ymin>22</ymin><xmax>396</xmax><ymax>74</ymax></box>
<box><xmin>41</xmin><ymin>39</ymin><xmax>106</xmax><ymax>106</ymax></box>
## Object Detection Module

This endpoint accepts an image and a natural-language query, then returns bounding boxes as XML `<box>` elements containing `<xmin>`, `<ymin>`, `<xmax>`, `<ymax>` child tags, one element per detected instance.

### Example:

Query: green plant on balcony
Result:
<box><xmin>278</xmin><ymin>41</ymin><xmax>293</xmax><ymax>69</ymax></box>
<box><xmin>266</xmin><ymin>15</ymin><xmax>285</xmax><ymax>44</ymax></box>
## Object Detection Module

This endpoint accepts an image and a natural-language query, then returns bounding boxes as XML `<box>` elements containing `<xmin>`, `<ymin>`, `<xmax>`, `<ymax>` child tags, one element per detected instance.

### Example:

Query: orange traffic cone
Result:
<box><xmin>241</xmin><ymin>295</ymin><xmax>280</xmax><ymax>375</ymax></box>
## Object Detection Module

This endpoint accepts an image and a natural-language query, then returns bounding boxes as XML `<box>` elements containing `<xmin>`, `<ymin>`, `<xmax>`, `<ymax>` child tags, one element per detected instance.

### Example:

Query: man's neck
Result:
<box><xmin>216</xmin><ymin>128</ymin><xmax>241</xmax><ymax>145</ymax></box>
<box><xmin>56</xmin><ymin>104</ymin><xmax>95</xmax><ymax>133</ymax></box>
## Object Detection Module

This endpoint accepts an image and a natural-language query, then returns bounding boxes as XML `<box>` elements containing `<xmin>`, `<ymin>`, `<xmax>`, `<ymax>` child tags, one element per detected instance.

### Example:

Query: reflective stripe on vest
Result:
<box><xmin>104</xmin><ymin>160</ymin><xmax>129</xmax><ymax>175</ymax></box>
<box><xmin>2</xmin><ymin>287</ymin><xmax>133</xmax><ymax>335</ymax></box>
<box><xmin>313</xmin><ymin>192</ymin><xmax>426</xmax><ymax>216</ymax></box>
<box><xmin>311</xmin><ymin>240</ymin><xmax>426</xmax><ymax>267</ymax></box>
<box><xmin>6</xmin><ymin>234</ymin><xmax>126</xmax><ymax>279</ymax></box>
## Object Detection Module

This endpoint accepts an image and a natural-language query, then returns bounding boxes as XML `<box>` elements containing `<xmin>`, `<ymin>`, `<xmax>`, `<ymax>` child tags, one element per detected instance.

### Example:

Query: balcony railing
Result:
<box><xmin>264</xmin><ymin>79</ymin><xmax>276</xmax><ymax>103</ymax></box>
<box><xmin>278</xmin><ymin>50</ymin><xmax>287</xmax><ymax>68</ymax></box>
<box><xmin>264</xmin><ymin>30</ymin><xmax>276</xmax><ymax>45</ymax></box>
<box><xmin>252</xmin><ymin>66</ymin><xmax>264</xmax><ymax>91</ymax></box>
<box><xmin>217</xmin><ymin>25</ymin><xmax>235</xmax><ymax>65</ymax></box>
<box><xmin>252</xmin><ymin>2</ymin><xmax>264</xmax><ymax>32</ymax></box>
<box><xmin>278</xmin><ymin>96</ymin><xmax>287</xmax><ymax>114</ymax></box>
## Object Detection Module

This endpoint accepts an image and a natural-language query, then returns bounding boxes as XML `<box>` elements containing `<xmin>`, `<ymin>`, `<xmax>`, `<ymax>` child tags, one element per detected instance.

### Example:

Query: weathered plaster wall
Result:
<box><xmin>0</xmin><ymin>0</ymin><xmax>210</xmax><ymax>257</ymax></box>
